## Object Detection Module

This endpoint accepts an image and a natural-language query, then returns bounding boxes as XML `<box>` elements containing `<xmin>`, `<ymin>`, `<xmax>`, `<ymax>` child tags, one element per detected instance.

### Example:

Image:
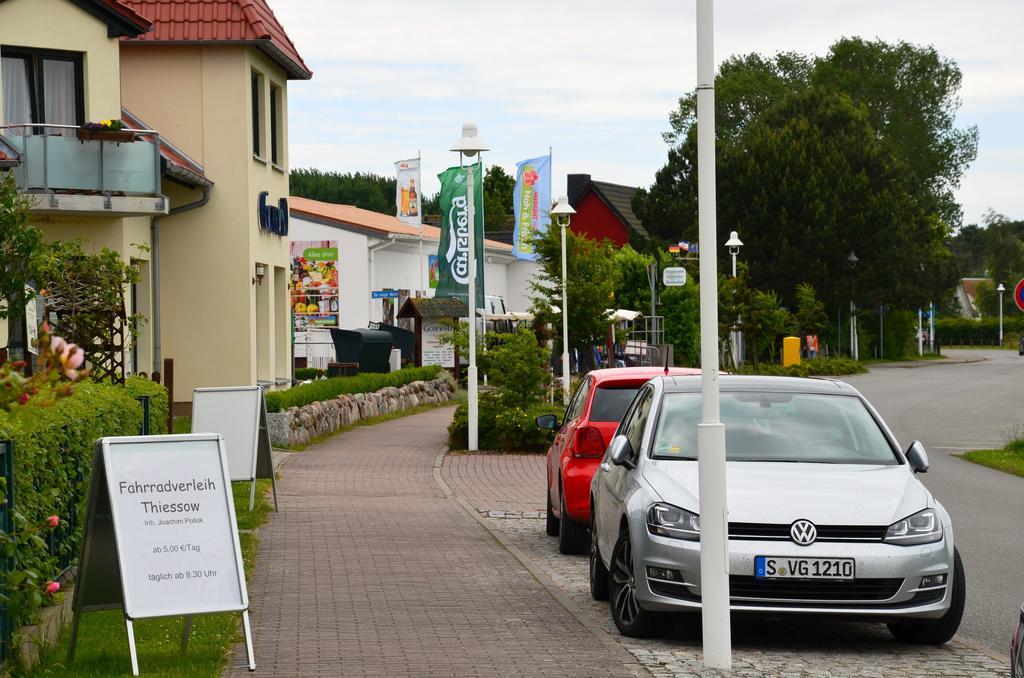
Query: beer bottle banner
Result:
<box><xmin>512</xmin><ymin>154</ymin><xmax>551</xmax><ymax>261</ymax></box>
<box><xmin>394</xmin><ymin>157</ymin><xmax>422</xmax><ymax>226</ymax></box>
<box><xmin>436</xmin><ymin>163</ymin><xmax>484</xmax><ymax>308</ymax></box>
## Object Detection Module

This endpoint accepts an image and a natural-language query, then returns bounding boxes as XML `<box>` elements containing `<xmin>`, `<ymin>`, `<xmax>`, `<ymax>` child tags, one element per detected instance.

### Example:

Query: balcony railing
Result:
<box><xmin>0</xmin><ymin>123</ymin><xmax>167</xmax><ymax>215</ymax></box>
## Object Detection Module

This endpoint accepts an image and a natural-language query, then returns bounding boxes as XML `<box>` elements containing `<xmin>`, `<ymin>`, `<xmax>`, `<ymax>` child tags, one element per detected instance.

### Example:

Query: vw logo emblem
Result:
<box><xmin>790</xmin><ymin>520</ymin><xmax>817</xmax><ymax>546</ymax></box>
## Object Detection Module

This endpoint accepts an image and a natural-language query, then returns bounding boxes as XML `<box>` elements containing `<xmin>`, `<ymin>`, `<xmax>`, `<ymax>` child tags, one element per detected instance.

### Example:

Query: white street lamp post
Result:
<box><xmin>696</xmin><ymin>0</ymin><xmax>731</xmax><ymax>669</ymax></box>
<box><xmin>451</xmin><ymin>123</ymin><xmax>488</xmax><ymax>452</ymax></box>
<box><xmin>551</xmin><ymin>197</ymin><xmax>576</xmax><ymax>403</ymax></box>
<box><xmin>997</xmin><ymin>283</ymin><xmax>1006</xmax><ymax>345</ymax></box>
<box><xmin>725</xmin><ymin>230</ymin><xmax>743</xmax><ymax>367</ymax></box>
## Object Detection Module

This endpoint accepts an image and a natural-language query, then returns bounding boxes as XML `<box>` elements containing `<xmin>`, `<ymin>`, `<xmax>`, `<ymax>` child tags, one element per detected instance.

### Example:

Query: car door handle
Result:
<box><xmin>599</xmin><ymin>462</ymin><xmax>611</xmax><ymax>472</ymax></box>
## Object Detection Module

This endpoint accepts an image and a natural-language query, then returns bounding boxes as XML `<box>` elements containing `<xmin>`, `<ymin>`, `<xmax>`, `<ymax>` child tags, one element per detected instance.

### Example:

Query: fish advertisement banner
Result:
<box><xmin>395</xmin><ymin>157</ymin><xmax>421</xmax><ymax>226</ymax></box>
<box><xmin>435</xmin><ymin>163</ymin><xmax>484</xmax><ymax>308</ymax></box>
<box><xmin>512</xmin><ymin>154</ymin><xmax>551</xmax><ymax>260</ymax></box>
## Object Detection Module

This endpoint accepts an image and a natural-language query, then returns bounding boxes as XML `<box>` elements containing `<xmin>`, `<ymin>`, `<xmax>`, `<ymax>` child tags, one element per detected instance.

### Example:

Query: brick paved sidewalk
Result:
<box><xmin>225</xmin><ymin>407</ymin><xmax>645</xmax><ymax>677</ymax></box>
<box><xmin>444</xmin><ymin>453</ymin><xmax>1010</xmax><ymax>677</ymax></box>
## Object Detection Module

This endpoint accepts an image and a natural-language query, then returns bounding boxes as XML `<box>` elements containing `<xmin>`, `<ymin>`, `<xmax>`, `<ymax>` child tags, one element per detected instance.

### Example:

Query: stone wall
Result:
<box><xmin>267</xmin><ymin>375</ymin><xmax>456</xmax><ymax>447</ymax></box>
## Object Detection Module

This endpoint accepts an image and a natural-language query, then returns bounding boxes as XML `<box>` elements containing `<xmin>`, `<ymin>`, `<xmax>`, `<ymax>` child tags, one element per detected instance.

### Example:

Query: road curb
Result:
<box><xmin>869</xmin><ymin>357</ymin><xmax>986</xmax><ymax>369</ymax></box>
<box><xmin>432</xmin><ymin>447</ymin><xmax>650</xmax><ymax>677</ymax></box>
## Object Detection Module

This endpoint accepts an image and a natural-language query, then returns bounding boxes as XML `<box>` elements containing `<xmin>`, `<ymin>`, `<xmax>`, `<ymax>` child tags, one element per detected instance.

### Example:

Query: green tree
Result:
<box><xmin>981</xmin><ymin>210</ymin><xmax>1024</xmax><ymax>288</ymax></box>
<box><xmin>950</xmin><ymin>223</ymin><xmax>988</xmax><ymax>278</ymax></box>
<box><xmin>612</xmin><ymin>245</ymin><xmax>655</xmax><ymax>313</ymax></box>
<box><xmin>483</xmin><ymin>328</ymin><xmax>551</xmax><ymax>406</ymax></box>
<box><xmin>530</xmin><ymin>227</ymin><xmax>620</xmax><ymax>370</ymax></box>
<box><xmin>0</xmin><ymin>172</ymin><xmax>42</xmax><ymax>321</ymax></box>
<box><xmin>661</xmin><ymin>283</ymin><xmax>701</xmax><ymax>366</ymax></box>
<box><xmin>289</xmin><ymin>168</ymin><xmax>396</xmax><ymax>214</ymax></box>
<box><xmin>793</xmin><ymin>283</ymin><xmax>828</xmax><ymax>336</ymax></box>
<box><xmin>483</xmin><ymin>165</ymin><xmax>516</xmax><ymax>232</ymax></box>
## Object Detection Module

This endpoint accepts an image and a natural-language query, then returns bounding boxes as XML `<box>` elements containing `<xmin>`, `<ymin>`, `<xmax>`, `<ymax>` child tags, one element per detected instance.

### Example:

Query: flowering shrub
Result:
<box><xmin>0</xmin><ymin>322</ymin><xmax>86</xmax><ymax>412</ymax></box>
<box><xmin>80</xmin><ymin>120</ymin><xmax>124</xmax><ymax>131</ymax></box>
<box><xmin>0</xmin><ymin>511</ymin><xmax>64</xmax><ymax>625</ymax></box>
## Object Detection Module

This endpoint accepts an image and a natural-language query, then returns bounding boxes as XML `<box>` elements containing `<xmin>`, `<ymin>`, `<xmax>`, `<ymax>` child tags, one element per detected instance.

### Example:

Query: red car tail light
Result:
<box><xmin>572</xmin><ymin>426</ymin><xmax>606</xmax><ymax>458</ymax></box>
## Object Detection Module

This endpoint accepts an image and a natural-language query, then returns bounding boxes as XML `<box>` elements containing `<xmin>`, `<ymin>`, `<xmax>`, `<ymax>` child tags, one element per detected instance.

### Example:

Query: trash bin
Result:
<box><xmin>782</xmin><ymin>336</ymin><xmax>801</xmax><ymax>367</ymax></box>
<box><xmin>328</xmin><ymin>328</ymin><xmax>395</xmax><ymax>374</ymax></box>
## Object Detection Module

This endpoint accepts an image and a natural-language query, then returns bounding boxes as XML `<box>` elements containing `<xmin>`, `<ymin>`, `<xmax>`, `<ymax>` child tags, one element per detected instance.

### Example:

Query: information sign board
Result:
<box><xmin>421</xmin><ymin>321</ymin><xmax>455</xmax><ymax>368</ymax></box>
<box><xmin>372</xmin><ymin>289</ymin><xmax>400</xmax><ymax>299</ymax></box>
<box><xmin>68</xmin><ymin>434</ymin><xmax>255</xmax><ymax>675</ymax></box>
<box><xmin>663</xmin><ymin>267</ymin><xmax>687</xmax><ymax>287</ymax></box>
<box><xmin>191</xmin><ymin>387</ymin><xmax>278</xmax><ymax>512</ymax></box>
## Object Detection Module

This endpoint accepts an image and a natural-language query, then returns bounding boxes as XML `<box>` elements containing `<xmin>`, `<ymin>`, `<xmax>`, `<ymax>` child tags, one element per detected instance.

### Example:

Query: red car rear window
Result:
<box><xmin>589</xmin><ymin>386</ymin><xmax>641</xmax><ymax>422</ymax></box>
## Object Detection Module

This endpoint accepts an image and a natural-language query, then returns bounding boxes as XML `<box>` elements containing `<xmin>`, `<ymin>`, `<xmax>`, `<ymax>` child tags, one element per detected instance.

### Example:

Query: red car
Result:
<box><xmin>536</xmin><ymin>367</ymin><xmax>701</xmax><ymax>554</ymax></box>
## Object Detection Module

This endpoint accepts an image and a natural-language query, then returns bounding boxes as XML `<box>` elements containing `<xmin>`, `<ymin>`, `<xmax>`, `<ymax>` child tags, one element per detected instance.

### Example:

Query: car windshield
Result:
<box><xmin>590</xmin><ymin>386</ymin><xmax>641</xmax><ymax>422</ymax></box>
<box><xmin>651</xmin><ymin>391</ymin><xmax>898</xmax><ymax>465</ymax></box>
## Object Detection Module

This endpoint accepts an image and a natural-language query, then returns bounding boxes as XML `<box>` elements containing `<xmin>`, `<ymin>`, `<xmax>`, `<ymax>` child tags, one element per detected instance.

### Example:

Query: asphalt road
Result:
<box><xmin>843</xmin><ymin>349</ymin><xmax>1024</xmax><ymax>656</ymax></box>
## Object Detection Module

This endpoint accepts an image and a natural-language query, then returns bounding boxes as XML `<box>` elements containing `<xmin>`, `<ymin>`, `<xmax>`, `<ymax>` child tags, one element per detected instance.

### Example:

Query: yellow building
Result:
<box><xmin>0</xmin><ymin>0</ymin><xmax>310</xmax><ymax>404</ymax></box>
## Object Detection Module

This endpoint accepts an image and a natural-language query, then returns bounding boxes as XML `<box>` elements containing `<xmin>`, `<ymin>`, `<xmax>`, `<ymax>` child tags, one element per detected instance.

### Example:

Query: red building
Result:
<box><xmin>566</xmin><ymin>174</ymin><xmax>650</xmax><ymax>247</ymax></box>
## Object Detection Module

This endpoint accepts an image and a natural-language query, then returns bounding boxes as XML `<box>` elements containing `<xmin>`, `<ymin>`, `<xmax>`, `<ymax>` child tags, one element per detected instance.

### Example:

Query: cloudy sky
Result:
<box><xmin>273</xmin><ymin>0</ymin><xmax>1023</xmax><ymax>227</ymax></box>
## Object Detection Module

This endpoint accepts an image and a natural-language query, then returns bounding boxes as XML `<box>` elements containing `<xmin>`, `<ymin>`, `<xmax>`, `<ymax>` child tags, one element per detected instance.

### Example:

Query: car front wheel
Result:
<box><xmin>888</xmin><ymin>547</ymin><xmax>966</xmax><ymax>645</ymax></box>
<box><xmin>609</xmin><ymin>527</ymin><xmax>658</xmax><ymax>637</ymax></box>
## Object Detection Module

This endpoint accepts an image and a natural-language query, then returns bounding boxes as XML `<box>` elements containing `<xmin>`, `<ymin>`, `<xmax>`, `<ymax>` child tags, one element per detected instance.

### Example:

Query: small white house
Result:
<box><xmin>288</xmin><ymin>196</ymin><xmax>540</xmax><ymax>331</ymax></box>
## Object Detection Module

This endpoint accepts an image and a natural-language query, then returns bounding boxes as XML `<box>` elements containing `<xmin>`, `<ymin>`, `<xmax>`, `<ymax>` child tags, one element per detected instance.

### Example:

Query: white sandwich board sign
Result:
<box><xmin>68</xmin><ymin>434</ymin><xmax>255</xmax><ymax>675</ymax></box>
<box><xmin>191</xmin><ymin>386</ymin><xmax>278</xmax><ymax>511</ymax></box>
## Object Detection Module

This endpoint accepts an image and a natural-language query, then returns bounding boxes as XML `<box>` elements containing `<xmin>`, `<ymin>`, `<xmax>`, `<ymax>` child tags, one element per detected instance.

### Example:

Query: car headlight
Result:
<box><xmin>884</xmin><ymin>508</ymin><xmax>942</xmax><ymax>545</ymax></box>
<box><xmin>647</xmin><ymin>503</ymin><xmax>700</xmax><ymax>540</ymax></box>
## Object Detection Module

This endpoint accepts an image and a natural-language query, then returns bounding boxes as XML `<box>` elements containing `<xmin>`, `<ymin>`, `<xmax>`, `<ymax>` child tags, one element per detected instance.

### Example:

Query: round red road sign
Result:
<box><xmin>1015</xmin><ymin>279</ymin><xmax>1024</xmax><ymax>312</ymax></box>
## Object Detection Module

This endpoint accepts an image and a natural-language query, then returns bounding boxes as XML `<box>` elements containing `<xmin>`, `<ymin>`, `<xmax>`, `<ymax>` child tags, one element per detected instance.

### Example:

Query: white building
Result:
<box><xmin>288</xmin><ymin>196</ymin><xmax>540</xmax><ymax>330</ymax></box>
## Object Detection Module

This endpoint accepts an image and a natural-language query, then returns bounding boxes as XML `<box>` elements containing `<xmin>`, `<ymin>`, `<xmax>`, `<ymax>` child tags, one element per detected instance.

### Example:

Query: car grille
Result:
<box><xmin>728</xmin><ymin>576</ymin><xmax>903</xmax><ymax>602</ymax></box>
<box><xmin>728</xmin><ymin>523</ymin><xmax>887</xmax><ymax>542</ymax></box>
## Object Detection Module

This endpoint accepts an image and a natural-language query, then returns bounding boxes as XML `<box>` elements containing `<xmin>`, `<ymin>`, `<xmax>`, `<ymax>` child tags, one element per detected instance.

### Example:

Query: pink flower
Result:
<box><xmin>45</xmin><ymin>582</ymin><xmax>60</xmax><ymax>595</ymax></box>
<box><xmin>18</xmin><ymin>393</ymin><xmax>29</xmax><ymax>405</ymax></box>
<box><xmin>46</xmin><ymin>515</ymin><xmax>60</xmax><ymax>528</ymax></box>
<box><xmin>58</xmin><ymin>344</ymin><xmax>85</xmax><ymax>381</ymax></box>
<box><xmin>523</xmin><ymin>169</ymin><xmax>539</xmax><ymax>187</ymax></box>
<box><xmin>49</xmin><ymin>336</ymin><xmax>66</xmax><ymax>356</ymax></box>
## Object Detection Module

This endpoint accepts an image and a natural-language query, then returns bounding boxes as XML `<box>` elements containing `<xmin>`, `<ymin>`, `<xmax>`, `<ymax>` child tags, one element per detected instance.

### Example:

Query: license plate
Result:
<box><xmin>755</xmin><ymin>556</ymin><xmax>855</xmax><ymax>580</ymax></box>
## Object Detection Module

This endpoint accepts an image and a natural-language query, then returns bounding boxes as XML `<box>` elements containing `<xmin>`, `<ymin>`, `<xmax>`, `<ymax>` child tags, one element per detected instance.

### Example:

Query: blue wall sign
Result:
<box><xmin>258</xmin><ymin>192</ymin><xmax>289</xmax><ymax>236</ymax></box>
<box><xmin>372</xmin><ymin>290</ymin><xmax>399</xmax><ymax>299</ymax></box>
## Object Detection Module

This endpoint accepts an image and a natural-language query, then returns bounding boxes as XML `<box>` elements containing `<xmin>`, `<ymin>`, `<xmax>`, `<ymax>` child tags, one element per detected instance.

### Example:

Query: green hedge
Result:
<box><xmin>0</xmin><ymin>381</ymin><xmax>147</xmax><ymax>625</ymax></box>
<box><xmin>739</xmin><ymin>357</ymin><xmax>866</xmax><ymax>378</ymax></box>
<box><xmin>936</xmin><ymin>316</ymin><xmax>1024</xmax><ymax>344</ymax></box>
<box><xmin>124</xmin><ymin>376</ymin><xmax>169</xmax><ymax>434</ymax></box>
<box><xmin>448</xmin><ymin>395</ymin><xmax>562</xmax><ymax>452</ymax></box>
<box><xmin>294</xmin><ymin>367</ymin><xmax>326</xmax><ymax>381</ymax></box>
<box><xmin>265</xmin><ymin>366</ymin><xmax>444</xmax><ymax>412</ymax></box>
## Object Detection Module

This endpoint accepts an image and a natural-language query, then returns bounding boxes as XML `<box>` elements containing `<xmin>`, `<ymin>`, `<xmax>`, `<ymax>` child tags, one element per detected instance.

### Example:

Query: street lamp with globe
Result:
<box><xmin>551</xmin><ymin>196</ymin><xmax>576</xmax><ymax>402</ymax></box>
<box><xmin>450</xmin><ymin>122</ymin><xmax>488</xmax><ymax>452</ymax></box>
<box><xmin>997</xmin><ymin>283</ymin><xmax>1006</xmax><ymax>345</ymax></box>
<box><xmin>724</xmin><ymin>230</ymin><xmax>743</xmax><ymax>365</ymax></box>
<box><xmin>847</xmin><ymin>251</ymin><xmax>859</xmax><ymax>360</ymax></box>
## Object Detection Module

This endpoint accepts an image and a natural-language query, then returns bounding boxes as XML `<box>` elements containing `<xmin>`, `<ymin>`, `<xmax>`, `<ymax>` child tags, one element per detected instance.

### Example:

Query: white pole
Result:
<box><xmin>999</xmin><ymin>290</ymin><xmax>1004</xmax><ymax>345</ymax></box>
<box><xmin>930</xmin><ymin>301</ymin><xmax>935</xmax><ymax>353</ymax></box>
<box><xmin>696</xmin><ymin>0</ymin><xmax>731</xmax><ymax>669</ymax></box>
<box><xmin>561</xmin><ymin>220</ymin><xmax>571</xmax><ymax>402</ymax></box>
<box><xmin>418</xmin><ymin>150</ymin><xmax>425</xmax><ymax>295</ymax></box>
<box><xmin>467</xmin><ymin>160</ymin><xmax>479</xmax><ymax>452</ymax></box>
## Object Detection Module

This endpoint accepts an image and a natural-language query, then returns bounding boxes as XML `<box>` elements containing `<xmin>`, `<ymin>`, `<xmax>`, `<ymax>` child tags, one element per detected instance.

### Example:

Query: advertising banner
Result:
<box><xmin>435</xmin><ymin>163</ymin><xmax>484</xmax><ymax>308</ymax></box>
<box><xmin>512</xmin><ymin>154</ymin><xmax>551</xmax><ymax>260</ymax></box>
<box><xmin>290</xmin><ymin>240</ymin><xmax>339</xmax><ymax>331</ymax></box>
<box><xmin>395</xmin><ymin>158</ymin><xmax>421</xmax><ymax>225</ymax></box>
<box><xmin>428</xmin><ymin>254</ymin><xmax>439</xmax><ymax>289</ymax></box>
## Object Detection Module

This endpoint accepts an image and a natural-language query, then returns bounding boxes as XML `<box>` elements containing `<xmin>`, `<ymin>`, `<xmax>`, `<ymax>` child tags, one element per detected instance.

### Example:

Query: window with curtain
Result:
<box><xmin>251</xmin><ymin>72</ymin><xmax>263</xmax><ymax>157</ymax></box>
<box><xmin>270</xmin><ymin>83</ymin><xmax>280</xmax><ymax>165</ymax></box>
<box><xmin>1</xmin><ymin>47</ymin><xmax>83</xmax><ymax>135</ymax></box>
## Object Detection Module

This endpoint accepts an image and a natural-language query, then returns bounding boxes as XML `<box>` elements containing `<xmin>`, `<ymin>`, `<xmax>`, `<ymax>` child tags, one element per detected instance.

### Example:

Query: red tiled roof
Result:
<box><xmin>120</xmin><ymin>0</ymin><xmax>311</xmax><ymax>79</ymax></box>
<box><xmin>122</xmin><ymin>108</ymin><xmax>211</xmax><ymax>187</ymax></box>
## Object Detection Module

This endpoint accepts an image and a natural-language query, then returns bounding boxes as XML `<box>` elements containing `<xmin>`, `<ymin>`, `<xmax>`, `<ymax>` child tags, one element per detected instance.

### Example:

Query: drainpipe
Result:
<box><xmin>367</xmin><ymin>234</ymin><xmax>396</xmax><ymax>324</ymax></box>
<box><xmin>151</xmin><ymin>184</ymin><xmax>211</xmax><ymax>374</ymax></box>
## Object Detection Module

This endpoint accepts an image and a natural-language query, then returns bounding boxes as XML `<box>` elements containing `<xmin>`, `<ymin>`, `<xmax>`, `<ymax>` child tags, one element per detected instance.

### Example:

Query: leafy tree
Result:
<box><xmin>794</xmin><ymin>283</ymin><xmax>828</xmax><ymax>336</ymax></box>
<box><xmin>950</xmin><ymin>223</ymin><xmax>988</xmax><ymax>277</ymax></box>
<box><xmin>612</xmin><ymin>245</ymin><xmax>655</xmax><ymax>313</ymax></box>
<box><xmin>812</xmin><ymin>38</ymin><xmax>979</xmax><ymax>226</ymax></box>
<box><xmin>421</xmin><ymin>191</ymin><xmax>440</xmax><ymax>216</ymax></box>
<box><xmin>661</xmin><ymin>283</ymin><xmax>701</xmax><ymax>366</ymax></box>
<box><xmin>289</xmin><ymin>168</ymin><xmax>396</xmax><ymax>214</ymax></box>
<box><xmin>483</xmin><ymin>165</ymin><xmax>516</xmax><ymax>232</ymax></box>
<box><xmin>0</xmin><ymin>172</ymin><xmax>42</xmax><ymax>321</ymax></box>
<box><xmin>981</xmin><ymin>210</ymin><xmax>1024</xmax><ymax>289</ymax></box>
<box><xmin>530</xmin><ymin>227</ymin><xmax>620</xmax><ymax>371</ymax></box>
<box><xmin>482</xmin><ymin>328</ymin><xmax>551</xmax><ymax>406</ymax></box>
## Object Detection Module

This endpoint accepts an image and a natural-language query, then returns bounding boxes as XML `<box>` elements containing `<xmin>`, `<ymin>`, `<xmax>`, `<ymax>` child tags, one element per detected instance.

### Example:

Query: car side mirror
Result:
<box><xmin>535</xmin><ymin>413</ymin><xmax>559</xmax><ymax>430</ymax></box>
<box><xmin>608</xmin><ymin>435</ymin><xmax>635</xmax><ymax>469</ymax></box>
<box><xmin>905</xmin><ymin>440</ymin><xmax>929</xmax><ymax>473</ymax></box>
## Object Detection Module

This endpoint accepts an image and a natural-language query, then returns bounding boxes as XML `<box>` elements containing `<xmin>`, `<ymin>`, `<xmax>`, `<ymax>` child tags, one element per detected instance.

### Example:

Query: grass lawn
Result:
<box><xmin>959</xmin><ymin>439</ymin><xmax>1024</xmax><ymax>478</ymax></box>
<box><xmin>171</xmin><ymin>416</ymin><xmax>191</xmax><ymax>435</ymax></box>
<box><xmin>28</xmin><ymin>479</ymin><xmax>274</xmax><ymax>677</ymax></box>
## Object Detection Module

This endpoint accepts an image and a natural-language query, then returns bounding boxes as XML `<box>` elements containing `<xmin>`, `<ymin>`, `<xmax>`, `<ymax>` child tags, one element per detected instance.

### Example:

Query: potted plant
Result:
<box><xmin>76</xmin><ymin>119</ymin><xmax>136</xmax><ymax>143</ymax></box>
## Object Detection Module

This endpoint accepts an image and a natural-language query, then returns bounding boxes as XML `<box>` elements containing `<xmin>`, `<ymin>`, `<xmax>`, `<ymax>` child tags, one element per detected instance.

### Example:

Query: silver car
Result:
<box><xmin>590</xmin><ymin>375</ymin><xmax>965</xmax><ymax>643</ymax></box>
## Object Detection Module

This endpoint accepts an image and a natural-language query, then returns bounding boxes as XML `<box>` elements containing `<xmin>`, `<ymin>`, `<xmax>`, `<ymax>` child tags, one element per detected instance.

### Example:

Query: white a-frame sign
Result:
<box><xmin>68</xmin><ymin>434</ymin><xmax>255</xmax><ymax>675</ymax></box>
<box><xmin>191</xmin><ymin>386</ymin><xmax>279</xmax><ymax>512</ymax></box>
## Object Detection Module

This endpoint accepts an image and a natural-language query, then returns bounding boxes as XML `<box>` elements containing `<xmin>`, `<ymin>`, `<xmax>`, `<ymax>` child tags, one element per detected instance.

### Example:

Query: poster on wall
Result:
<box><xmin>395</xmin><ymin>158</ymin><xmax>421</xmax><ymax>226</ymax></box>
<box><xmin>290</xmin><ymin>241</ymin><xmax>339</xmax><ymax>332</ymax></box>
<box><xmin>428</xmin><ymin>255</ymin><xmax>439</xmax><ymax>289</ymax></box>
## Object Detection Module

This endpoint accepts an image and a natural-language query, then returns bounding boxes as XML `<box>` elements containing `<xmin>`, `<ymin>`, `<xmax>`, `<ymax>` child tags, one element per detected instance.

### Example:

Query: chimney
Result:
<box><xmin>567</xmin><ymin>174</ymin><xmax>591</xmax><ymax>208</ymax></box>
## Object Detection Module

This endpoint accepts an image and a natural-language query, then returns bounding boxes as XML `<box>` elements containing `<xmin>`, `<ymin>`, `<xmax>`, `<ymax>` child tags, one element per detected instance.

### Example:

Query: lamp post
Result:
<box><xmin>997</xmin><ymin>283</ymin><xmax>1006</xmax><ymax>345</ymax></box>
<box><xmin>847</xmin><ymin>251</ymin><xmax>859</xmax><ymax>361</ymax></box>
<box><xmin>451</xmin><ymin>122</ymin><xmax>488</xmax><ymax>452</ymax></box>
<box><xmin>696</xmin><ymin>0</ymin><xmax>731</xmax><ymax>668</ymax></box>
<box><xmin>724</xmin><ymin>231</ymin><xmax>743</xmax><ymax>367</ymax></box>
<box><xmin>551</xmin><ymin>196</ymin><xmax>576</xmax><ymax>403</ymax></box>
